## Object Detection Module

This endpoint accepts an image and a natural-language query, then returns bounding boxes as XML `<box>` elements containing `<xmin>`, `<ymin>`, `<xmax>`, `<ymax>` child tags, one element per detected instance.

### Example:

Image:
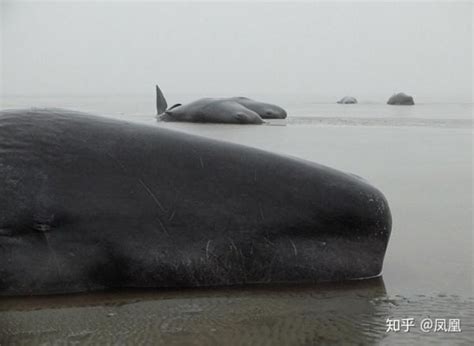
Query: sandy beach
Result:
<box><xmin>0</xmin><ymin>107</ymin><xmax>472</xmax><ymax>344</ymax></box>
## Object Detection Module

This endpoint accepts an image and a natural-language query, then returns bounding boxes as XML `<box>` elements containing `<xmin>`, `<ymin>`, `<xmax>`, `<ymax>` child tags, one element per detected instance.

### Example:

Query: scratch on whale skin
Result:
<box><xmin>264</xmin><ymin>236</ymin><xmax>274</xmax><ymax>246</ymax></box>
<box><xmin>199</xmin><ymin>156</ymin><xmax>204</xmax><ymax>169</ymax></box>
<box><xmin>206</xmin><ymin>240</ymin><xmax>212</xmax><ymax>260</ymax></box>
<box><xmin>168</xmin><ymin>209</ymin><xmax>176</xmax><ymax>221</ymax></box>
<box><xmin>289</xmin><ymin>239</ymin><xmax>298</xmax><ymax>256</ymax></box>
<box><xmin>106</xmin><ymin>153</ymin><xmax>170</xmax><ymax>236</ymax></box>
<box><xmin>155</xmin><ymin>217</ymin><xmax>170</xmax><ymax>236</ymax></box>
<box><xmin>106</xmin><ymin>153</ymin><xmax>166</xmax><ymax>213</ymax></box>
<box><xmin>42</xmin><ymin>232</ymin><xmax>62</xmax><ymax>280</ymax></box>
<box><xmin>228</xmin><ymin>238</ymin><xmax>238</xmax><ymax>252</ymax></box>
<box><xmin>137</xmin><ymin>178</ymin><xmax>170</xmax><ymax>236</ymax></box>
<box><xmin>138</xmin><ymin>178</ymin><xmax>165</xmax><ymax>213</ymax></box>
<box><xmin>259</xmin><ymin>203</ymin><xmax>265</xmax><ymax>221</ymax></box>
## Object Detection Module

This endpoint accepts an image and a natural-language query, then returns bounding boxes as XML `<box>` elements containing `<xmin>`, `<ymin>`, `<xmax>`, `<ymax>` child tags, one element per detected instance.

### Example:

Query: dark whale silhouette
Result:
<box><xmin>0</xmin><ymin>109</ymin><xmax>391</xmax><ymax>295</ymax></box>
<box><xmin>387</xmin><ymin>92</ymin><xmax>415</xmax><ymax>105</ymax></box>
<box><xmin>337</xmin><ymin>96</ymin><xmax>358</xmax><ymax>104</ymax></box>
<box><xmin>156</xmin><ymin>85</ymin><xmax>287</xmax><ymax>124</ymax></box>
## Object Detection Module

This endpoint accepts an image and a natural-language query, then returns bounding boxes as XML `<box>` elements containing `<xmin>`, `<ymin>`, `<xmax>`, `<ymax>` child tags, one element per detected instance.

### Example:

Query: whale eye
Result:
<box><xmin>31</xmin><ymin>213</ymin><xmax>57</xmax><ymax>232</ymax></box>
<box><xmin>235</xmin><ymin>113</ymin><xmax>253</xmax><ymax>123</ymax></box>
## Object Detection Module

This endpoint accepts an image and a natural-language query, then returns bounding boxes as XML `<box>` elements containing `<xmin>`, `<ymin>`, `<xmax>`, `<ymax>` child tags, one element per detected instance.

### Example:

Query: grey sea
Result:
<box><xmin>0</xmin><ymin>95</ymin><xmax>473</xmax><ymax>345</ymax></box>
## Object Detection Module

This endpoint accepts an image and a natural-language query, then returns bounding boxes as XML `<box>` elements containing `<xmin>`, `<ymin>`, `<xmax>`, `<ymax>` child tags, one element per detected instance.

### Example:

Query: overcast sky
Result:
<box><xmin>1</xmin><ymin>1</ymin><xmax>472</xmax><ymax>102</ymax></box>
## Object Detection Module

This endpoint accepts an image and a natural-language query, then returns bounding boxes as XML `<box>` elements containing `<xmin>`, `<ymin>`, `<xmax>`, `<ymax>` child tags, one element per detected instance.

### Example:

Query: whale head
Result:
<box><xmin>233</xmin><ymin>97</ymin><xmax>288</xmax><ymax>119</ymax></box>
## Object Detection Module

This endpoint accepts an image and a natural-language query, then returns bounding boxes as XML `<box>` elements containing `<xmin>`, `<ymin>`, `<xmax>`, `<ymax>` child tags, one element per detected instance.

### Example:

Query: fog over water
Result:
<box><xmin>1</xmin><ymin>1</ymin><xmax>473</xmax><ymax>103</ymax></box>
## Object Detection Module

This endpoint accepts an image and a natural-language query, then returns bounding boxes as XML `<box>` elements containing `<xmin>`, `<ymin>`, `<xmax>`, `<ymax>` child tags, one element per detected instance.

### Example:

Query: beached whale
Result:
<box><xmin>337</xmin><ymin>96</ymin><xmax>358</xmax><ymax>104</ymax></box>
<box><xmin>0</xmin><ymin>108</ymin><xmax>391</xmax><ymax>295</ymax></box>
<box><xmin>156</xmin><ymin>85</ymin><xmax>287</xmax><ymax>124</ymax></box>
<box><xmin>387</xmin><ymin>92</ymin><xmax>414</xmax><ymax>105</ymax></box>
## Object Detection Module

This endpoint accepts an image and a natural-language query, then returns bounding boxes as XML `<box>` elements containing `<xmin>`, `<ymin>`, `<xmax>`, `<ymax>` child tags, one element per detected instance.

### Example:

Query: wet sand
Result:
<box><xmin>1</xmin><ymin>280</ymin><xmax>472</xmax><ymax>345</ymax></box>
<box><xmin>0</xmin><ymin>121</ymin><xmax>472</xmax><ymax>344</ymax></box>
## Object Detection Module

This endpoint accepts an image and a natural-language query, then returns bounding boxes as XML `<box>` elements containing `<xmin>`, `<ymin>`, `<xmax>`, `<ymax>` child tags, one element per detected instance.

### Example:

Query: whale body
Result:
<box><xmin>337</xmin><ymin>96</ymin><xmax>358</xmax><ymax>104</ymax></box>
<box><xmin>156</xmin><ymin>85</ymin><xmax>287</xmax><ymax>124</ymax></box>
<box><xmin>0</xmin><ymin>109</ymin><xmax>391</xmax><ymax>295</ymax></box>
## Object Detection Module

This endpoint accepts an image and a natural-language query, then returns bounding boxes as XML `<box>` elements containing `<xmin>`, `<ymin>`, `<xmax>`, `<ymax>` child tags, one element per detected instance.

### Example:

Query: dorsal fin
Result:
<box><xmin>155</xmin><ymin>84</ymin><xmax>168</xmax><ymax>115</ymax></box>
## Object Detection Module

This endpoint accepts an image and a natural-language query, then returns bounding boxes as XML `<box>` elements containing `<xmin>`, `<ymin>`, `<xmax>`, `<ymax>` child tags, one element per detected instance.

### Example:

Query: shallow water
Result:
<box><xmin>1</xmin><ymin>93</ymin><xmax>472</xmax><ymax>125</ymax></box>
<box><xmin>0</xmin><ymin>96</ymin><xmax>472</xmax><ymax>344</ymax></box>
<box><xmin>1</xmin><ymin>280</ymin><xmax>473</xmax><ymax>345</ymax></box>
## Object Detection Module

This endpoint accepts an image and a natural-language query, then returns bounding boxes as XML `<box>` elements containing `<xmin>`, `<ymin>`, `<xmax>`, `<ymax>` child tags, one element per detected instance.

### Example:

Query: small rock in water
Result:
<box><xmin>387</xmin><ymin>92</ymin><xmax>414</xmax><ymax>105</ymax></box>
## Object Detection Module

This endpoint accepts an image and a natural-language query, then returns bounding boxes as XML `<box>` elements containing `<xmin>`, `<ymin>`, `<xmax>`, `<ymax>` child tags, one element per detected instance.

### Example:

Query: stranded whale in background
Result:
<box><xmin>155</xmin><ymin>84</ymin><xmax>287</xmax><ymax>124</ymax></box>
<box><xmin>0</xmin><ymin>109</ymin><xmax>391</xmax><ymax>295</ymax></box>
<box><xmin>387</xmin><ymin>92</ymin><xmax>415</xmax><ymax>105</ymax></box>
<box><xmin>337</xmin><ymin>96</ymin><xmax>358</xmax><ymax>104</ymax></box>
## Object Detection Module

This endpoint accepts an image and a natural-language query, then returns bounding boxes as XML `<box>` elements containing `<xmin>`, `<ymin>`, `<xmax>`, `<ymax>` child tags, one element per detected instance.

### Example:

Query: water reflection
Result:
<box><xmin>2</xmin><ymin>278</ymin><xmax>472</xmax><ymax>344</ymax></box>
<box><xmin>0</xmin><ymin>279</ymin><xmax>392</xmax><ymax>345</ymax></box>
